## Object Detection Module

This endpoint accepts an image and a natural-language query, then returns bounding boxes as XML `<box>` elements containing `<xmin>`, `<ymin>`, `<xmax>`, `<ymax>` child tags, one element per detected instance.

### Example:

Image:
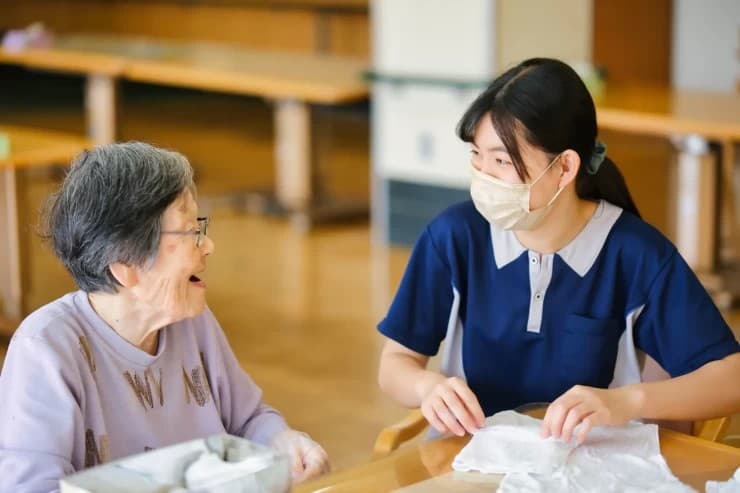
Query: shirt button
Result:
<box><xmin>534</xmin><ymin>292</ymin><xmax>543</xmax><ymax>301</ymax></box>
<box><xmin>530</xmin><ymin>256</ymin><xmax>538</xmax><ymax>264</ymax></box>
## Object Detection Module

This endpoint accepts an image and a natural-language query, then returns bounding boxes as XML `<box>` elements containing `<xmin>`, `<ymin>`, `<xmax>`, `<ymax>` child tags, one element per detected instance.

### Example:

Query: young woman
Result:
<box><xmin>377</xmin><ymin>58</ymin><xmax>740</xmax><ymax>445</ymax></box>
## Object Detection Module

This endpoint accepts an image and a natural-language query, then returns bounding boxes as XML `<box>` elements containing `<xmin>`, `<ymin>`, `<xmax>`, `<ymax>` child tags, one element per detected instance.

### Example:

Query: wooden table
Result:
<box><xmin>297</xmin><ymin>428</ymin><xmax>740</xmax><ymax>492</ymax></box>
<box><xmin>0</xmin><ymin>126</ymin><xmax>90</xmax><ymax>334</ymax></box>
<box><xmin>594</xmin><ymin>85</ymin><xmax>740</xmax><ymax>301</ymax></box>
<box><xmin>0</xmin><ymin>34</ymin><xmax>369</xmax><ymax>229</ymax></box>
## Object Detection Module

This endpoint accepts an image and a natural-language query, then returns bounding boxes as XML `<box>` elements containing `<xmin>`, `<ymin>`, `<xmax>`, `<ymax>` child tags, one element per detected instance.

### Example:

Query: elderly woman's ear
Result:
<box><xmin>109</xmin><ymin>262</ymin><xmax>139</xmax><ymax>288</ymax></box>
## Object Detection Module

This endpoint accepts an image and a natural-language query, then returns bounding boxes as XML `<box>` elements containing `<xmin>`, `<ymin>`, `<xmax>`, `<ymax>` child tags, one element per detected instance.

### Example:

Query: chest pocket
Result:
<box><xmin>559</xmin><ymin>314</ymin><xmax>621</xmax><ymax>388</ymax></box>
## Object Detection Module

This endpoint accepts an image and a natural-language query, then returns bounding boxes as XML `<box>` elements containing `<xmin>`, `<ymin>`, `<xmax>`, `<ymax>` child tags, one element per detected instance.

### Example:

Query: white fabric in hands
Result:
<box><xmin>270</xmin><ymin>429</ymin><xmax>330</xmax><ymax>483</ymax></box>
<box><xmin>500</xmin><ymin>424</ymin><xmax>695</xmax><ymax>493</ymax></box>
<box><xmin>453</xmin><ymin>411</ymin><xmax>576</xmax><ymax>475</ymax></box>
<box><xmin>453</xmin><ymin>410</ymin><xmax>693</xmax><ymax>493</ymax></box>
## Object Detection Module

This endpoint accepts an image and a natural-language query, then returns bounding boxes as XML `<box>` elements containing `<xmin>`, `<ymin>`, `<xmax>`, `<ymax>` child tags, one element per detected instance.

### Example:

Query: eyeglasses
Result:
<box><xmin>162</xmin><ymin>216</ymin><xmax>210</xmax><ymax>247</ymax></box>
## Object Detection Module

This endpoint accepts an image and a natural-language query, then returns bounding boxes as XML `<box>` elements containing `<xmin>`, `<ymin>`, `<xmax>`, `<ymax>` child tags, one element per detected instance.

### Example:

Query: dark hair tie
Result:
<box><xmin>587</xmin><ymin>140</ymin><xmax>607</xmax><ymax>175</ymax></box>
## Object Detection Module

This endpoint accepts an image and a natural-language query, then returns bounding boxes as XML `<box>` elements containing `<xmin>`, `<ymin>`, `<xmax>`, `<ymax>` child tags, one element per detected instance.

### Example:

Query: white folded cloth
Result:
<box><xmin>453</xmin><ymin>411</ymin><xmax>576</xmax><ymax>475</ymax></box>
<box><xmin>60</xmin><ymin>434</ymin><xmax>291</xmax><ymax>493</ymax></box>
<box><xmin>453</xmin><ymin>410</ymin><xmax>694</xmax><ymax>493</ymax></box>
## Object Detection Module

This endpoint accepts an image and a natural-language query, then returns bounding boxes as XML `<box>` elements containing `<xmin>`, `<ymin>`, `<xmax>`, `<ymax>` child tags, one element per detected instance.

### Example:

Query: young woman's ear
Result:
<box><xmin>108</xmin><ymin>262</ymin><xmax>139</xmax><ymax>288</ymax></box>
<box><xmin>557</xmin><ymin>150</ymin><xmax>581</xmax><ymax>188</ymax></box>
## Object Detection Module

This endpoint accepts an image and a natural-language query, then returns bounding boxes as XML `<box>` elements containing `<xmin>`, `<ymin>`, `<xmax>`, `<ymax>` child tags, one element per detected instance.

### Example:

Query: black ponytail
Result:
<box><xmin>457</xmin><ymin>58</ymin><xmax>640</xmax><ymax>218</ymax></box>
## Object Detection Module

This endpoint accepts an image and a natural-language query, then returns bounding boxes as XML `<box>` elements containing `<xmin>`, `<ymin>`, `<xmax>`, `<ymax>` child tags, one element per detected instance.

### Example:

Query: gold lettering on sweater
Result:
<box><xmin>123</xmin><ymin>367</ymin><xmax>164</xmax><ymax>410</ymax></box>
<box><xmin>78</xmin><ymin>336</ymin><xmax>96</xmax><ymax>374</ymax></box>
<box><xmin>84</xmin><ymin>429</ymin><xmax>109</xmax><ymax>467</ymax></box>
<box><xmin>182</xmin><ymin>353</ymin><xmax>212</xmax><ymax>407</ymax></box>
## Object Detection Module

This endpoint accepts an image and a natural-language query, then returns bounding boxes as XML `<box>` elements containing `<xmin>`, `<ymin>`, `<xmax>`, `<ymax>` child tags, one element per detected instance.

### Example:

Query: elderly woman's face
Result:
<box><xmin>132</xmin><ymin>190</ymin><xmax>214</xmax><ymax>321</ymax></box>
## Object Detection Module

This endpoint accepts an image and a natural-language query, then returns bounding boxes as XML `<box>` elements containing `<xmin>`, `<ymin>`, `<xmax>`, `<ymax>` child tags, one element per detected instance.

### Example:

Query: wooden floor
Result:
<box><xmin>1</xmin><ymin>68</ymin><xmax>739</xmax><ymax>473</ymax></box>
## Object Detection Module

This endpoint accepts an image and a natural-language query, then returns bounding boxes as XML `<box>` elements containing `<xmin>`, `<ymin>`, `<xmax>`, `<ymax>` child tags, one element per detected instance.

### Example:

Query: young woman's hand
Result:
<box><xmin>419</xmin><ymin>376</ymin><xmax>486</xmax><ymax>436</ymax></box>
<box><xmin>540</xmin><ymin>385</ymin><xmax>644</xmax><ymax>444</ymax></box>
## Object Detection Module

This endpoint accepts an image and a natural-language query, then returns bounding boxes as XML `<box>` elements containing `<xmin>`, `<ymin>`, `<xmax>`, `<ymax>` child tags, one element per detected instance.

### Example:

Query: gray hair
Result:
<box><xmin>44</xmin><ymin>142</ymin><xmax>195</xmax><ymax>293</ymax></box>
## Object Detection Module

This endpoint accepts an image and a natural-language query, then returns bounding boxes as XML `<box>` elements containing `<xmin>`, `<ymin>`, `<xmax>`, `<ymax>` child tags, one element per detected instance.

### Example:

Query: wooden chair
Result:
<box><xmin>373</xmin><ymin>409</ymin><xmax>427</xmax><ymax>459</ymax></box>
<box><xmin>694</xmin><ymin>416</ymin><xmax>731</xmax><ymax>442</ymax></box>
<box><xmin>373</xmin><ymin>410</ymin><xmax>731</xmax><ymax>459</ymax></box>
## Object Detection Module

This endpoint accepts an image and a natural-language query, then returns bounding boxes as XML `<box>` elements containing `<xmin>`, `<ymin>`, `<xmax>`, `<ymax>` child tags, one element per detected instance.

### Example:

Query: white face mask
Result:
<box><xmin>470</xmin><ymin>153</ymin><xmax>564</xmax><ymax>230</ymax></box>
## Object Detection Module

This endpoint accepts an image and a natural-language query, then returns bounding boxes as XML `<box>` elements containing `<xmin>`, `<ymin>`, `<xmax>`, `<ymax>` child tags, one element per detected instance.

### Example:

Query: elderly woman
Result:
<box><xmin>0</xmin><ymin>142</ymin><xmax>329</xmax><ymax>492</ymax></box>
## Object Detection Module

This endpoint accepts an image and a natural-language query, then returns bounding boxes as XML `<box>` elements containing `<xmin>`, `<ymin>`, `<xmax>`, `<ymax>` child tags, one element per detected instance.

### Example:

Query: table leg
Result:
<box><xmin>671</xmin><ymin>135</ymin><xmax>717</xmax><ymax>273</ymax></box>
<box><xmin>0</xmin><ymin>167</ymin><xmax>22</xmax><ymax>326</ymax></box>
<box><xmin>86</xmin><ymin>74</ymin><xmax>118</xmax><ymax>146</ymax></box>
<box><xmin>720</xmin><ymin>141</ymin><xmax>739</xmax><ymax>263</ymax></box>
<box><xmin>274</xmin><ymin>98</ymin><xmax>313</xmax><ymax>212</ymax></box>
<box><xmin>669</xmin><ymin>135</ymin><xmax>738</xmax><ymax>308</ymax></box>
<box><xmin>271</xmin><ymin>99</ymin><xmax>368</xmax><ymax>232</ymax></box>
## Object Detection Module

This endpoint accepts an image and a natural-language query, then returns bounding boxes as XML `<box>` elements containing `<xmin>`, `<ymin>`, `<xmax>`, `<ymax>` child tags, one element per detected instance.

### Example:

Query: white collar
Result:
<box><xmin>490</xmin><ymin>201</ymin><xmax>623</xmax><ymax>277</ymax></box>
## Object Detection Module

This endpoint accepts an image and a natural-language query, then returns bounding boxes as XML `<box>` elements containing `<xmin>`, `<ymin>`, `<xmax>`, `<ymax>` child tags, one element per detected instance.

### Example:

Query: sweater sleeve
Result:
<box><xmin>0</xmin><ymin>335</ymin><xmax>85</xmax><ymax>493</ymax></box>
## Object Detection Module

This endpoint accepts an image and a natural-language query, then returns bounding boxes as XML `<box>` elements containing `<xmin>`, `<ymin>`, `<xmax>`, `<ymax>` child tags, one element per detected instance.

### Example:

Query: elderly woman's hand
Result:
<box><xmin>271</xmin><ymin>429</ymin><xmax>330</xmax><ymax>483</ymax></box>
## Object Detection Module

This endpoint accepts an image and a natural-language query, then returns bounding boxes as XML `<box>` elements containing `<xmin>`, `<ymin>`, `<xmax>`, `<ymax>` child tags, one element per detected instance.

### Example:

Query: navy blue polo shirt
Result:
<box><xmin>378</xmin><ymin>200</ymin><xmax>739</xmax><ymax>417</ymax></box>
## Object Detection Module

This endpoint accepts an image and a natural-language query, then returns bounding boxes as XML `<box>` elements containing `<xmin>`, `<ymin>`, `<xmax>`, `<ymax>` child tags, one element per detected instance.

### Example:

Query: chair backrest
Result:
<box><xmin>372</xmin><ymin>409</ymin><xmax>426</xmax><ymax>459</ymax></box>
<box><xmin>694</xmin><ymin>417</ymin><xmax>731</xmax><ymax>442</ymax></box>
